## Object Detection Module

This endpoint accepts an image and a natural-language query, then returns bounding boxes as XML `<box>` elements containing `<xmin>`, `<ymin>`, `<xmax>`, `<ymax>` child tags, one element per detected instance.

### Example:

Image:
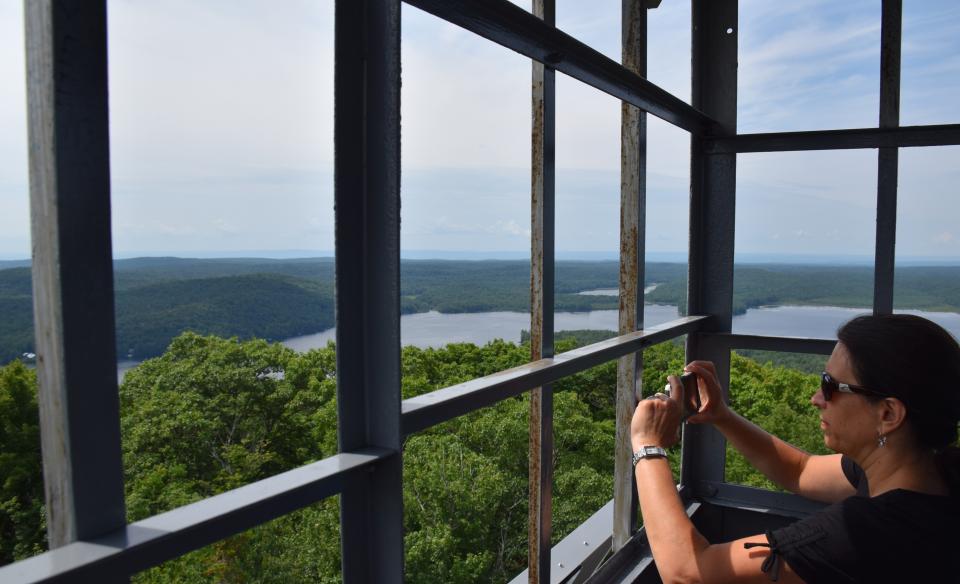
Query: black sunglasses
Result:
<box><xmin>820</xmin><ymin>372</ymin><xmax>888</xmax><ymax>401</ymax></box>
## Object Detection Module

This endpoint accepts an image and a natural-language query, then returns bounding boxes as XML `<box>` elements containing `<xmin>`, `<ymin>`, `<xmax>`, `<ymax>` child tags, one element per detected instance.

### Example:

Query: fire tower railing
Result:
<box><xmin>3</xmin><ymin>0</ymin><xmax>960</xmax><ymax>583</ymax></box>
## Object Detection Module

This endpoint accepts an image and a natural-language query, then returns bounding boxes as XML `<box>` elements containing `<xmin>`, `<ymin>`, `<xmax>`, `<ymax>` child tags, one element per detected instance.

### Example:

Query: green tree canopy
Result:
<box><xmin>1</xmin><ymin>331</ymin><xmax>830</xmax><ymax>581</ymax></box>
<box><xmin>0</xmin><ymin>361</ymin><xmax>44</xmax><ymax>564</ymax></box>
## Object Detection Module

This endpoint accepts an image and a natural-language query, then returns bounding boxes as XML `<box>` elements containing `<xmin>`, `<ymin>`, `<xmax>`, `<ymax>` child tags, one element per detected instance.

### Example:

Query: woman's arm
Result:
<box><xmin>631</xmin><ymin>383</ymin><xmax>806</xmax><ymax>583</ymax></box>
<box><xmin>684</xmin><ymin>361</ymin><xmax>854</xmax><ymax>503</ymax></box>
<box><xmin>632</xmin><ymin>454</ymin><xmax>805</xmax><ymax>584</ymax></box>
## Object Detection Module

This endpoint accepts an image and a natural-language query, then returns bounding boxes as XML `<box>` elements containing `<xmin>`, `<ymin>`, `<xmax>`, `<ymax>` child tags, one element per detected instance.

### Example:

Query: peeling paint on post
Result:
<box><xmin>528</xmin><ymin>52</ymin><xmax>545</xmax><ymax>584</ymax></box>
<box><xmin>613</xmin><ymin>0</ymin><xmax>647</xmax><ymax>552</ymax></box>
<box><xmin>529</xmin><ymin>0</ymin><xmax>555</xmax><ymax>581</ymax></box>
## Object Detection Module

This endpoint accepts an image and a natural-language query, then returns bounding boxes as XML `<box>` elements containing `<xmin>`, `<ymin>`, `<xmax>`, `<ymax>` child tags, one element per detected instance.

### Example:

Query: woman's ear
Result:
<box><xmin>877</xmin><ymin>397</ymin><xmax>908</xmax><ymax>436</ymax></box>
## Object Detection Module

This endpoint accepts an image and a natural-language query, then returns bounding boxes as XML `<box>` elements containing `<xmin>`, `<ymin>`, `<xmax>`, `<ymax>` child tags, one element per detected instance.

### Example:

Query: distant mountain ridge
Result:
<box><xmin>2</xmin><ymin>258</ymin><xmax>960</xmax><ymax>364</ymax></box>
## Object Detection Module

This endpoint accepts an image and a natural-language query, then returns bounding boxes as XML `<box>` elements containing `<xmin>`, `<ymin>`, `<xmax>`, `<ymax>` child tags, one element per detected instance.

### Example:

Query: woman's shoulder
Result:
<box><xmin>833</xmin><ymin>489</ymin><xmax>957</xmax><ymax>543</ymax></box>
<box><xmin>770</xmin><ymin>492</ymin><xmax>958</xmax><ymax>582</ymax></box>
<box><xmin>865</xmin><ymin>488</ymin><xmax>959</xmax><ymax>530</ymax></box>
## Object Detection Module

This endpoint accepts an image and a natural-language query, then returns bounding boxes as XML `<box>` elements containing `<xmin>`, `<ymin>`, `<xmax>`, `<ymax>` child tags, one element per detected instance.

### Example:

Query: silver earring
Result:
<box><xmin>877</xmin><ymin>433</ymin><xmax>887</xmax><ymax>448</ymax></box>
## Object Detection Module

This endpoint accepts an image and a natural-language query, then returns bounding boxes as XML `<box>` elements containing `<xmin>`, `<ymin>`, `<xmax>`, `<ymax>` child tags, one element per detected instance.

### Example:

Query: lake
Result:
<box><xmin>117</xmin><ymin>305</ymin><xmax>960</xmax><ymax>381</ymax></box>
<box><xmin>281</xmin><ymin>305</ymin><xmax>960</xmax><ymax>351</ymax></box>
<box><xmin>282</xmin><ymin>304</ymin><xmax>682</xmax><ymax>351</ymax></box>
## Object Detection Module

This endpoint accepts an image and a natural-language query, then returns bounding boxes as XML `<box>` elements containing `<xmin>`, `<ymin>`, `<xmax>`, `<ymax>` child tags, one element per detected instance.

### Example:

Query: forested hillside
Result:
<box><xmin>648</xmin><ymin>263</ymin><xmax>960</xmax><ymax>315</ymax></box>
<box><xmin>3</xmin><ymin>259</ymin><xmax>960</xmax><ymax>363</ymax></box>
<box><xmin>0</xmin><ymin>269</ymin><xmax>33</xmax><ymax>365</ymax></box>
<box><xmin>0</xmin><ymin>332</ymin><xmax>827</xmax><ymax>582</ymax></box>
<box><xmin>115</xmin><ymin>274</ymin><xmax>335</xmax><ymax>358</ymax></box>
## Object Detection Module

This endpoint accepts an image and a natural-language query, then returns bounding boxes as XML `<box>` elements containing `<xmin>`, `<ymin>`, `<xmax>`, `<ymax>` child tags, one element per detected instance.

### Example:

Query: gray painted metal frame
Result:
<box><xmin>704</xmin><ymin>123</ymin><xmax>960</xmax><ymax>154</ymax></box>
<box><xmin>11</xmin><ymin>1</ymin><xmax>956</xmax><ymax>583</ymax></box>
<box><xmin>707</xmin><ymin>333</ymin><xmax>836</xmax><ymax>356</ymax></box>
<box><xmin>528</xmin><ymin>0</ymin><xmax>556</xmax><ymax>580</ymax></box>
<box><xmin>403</xmin><ymin>0</ymin><xmax>715</xmax><ymax>134</ymax></box>
<box><xmin>24</xmin><ymin>0</ymin><xmax>127</xmax><ymax>552</ymax></box>
<box><xmin>0</xmin><ymin>451</ymin><xmax>387</xmax><ymax>584</ymax></box>
<box><xmin>333</xmin><ymin>0</ymin><xmax>404</xmax><ymax>581</ymax></box>
<box><xmin>873</xmin><ymin>0</ymin><xmax>902</xmax><ymax>315</ymax></box>
<box><xmin>682</xmin><ymin>0</ymin><xmax>739</xmax><ymax>489</ymax></box>
<box><xmin>402</xmin><ymin>316</ymin><xmax>708</xmax><ymax>435</ymax></box>
<box><xmin>584</xmin><ymin>499</ymin><xmax>700</xmax><ymax>584</ymax></box>
<box><xmin>509</xmin><ymin>499</ymin><xmax>613</xmax><ymax>584</ymax></box>
<box><xmin>694</xmin><ymin>482</ymin><xmax>827</xmax><ymax>519</ymax></box>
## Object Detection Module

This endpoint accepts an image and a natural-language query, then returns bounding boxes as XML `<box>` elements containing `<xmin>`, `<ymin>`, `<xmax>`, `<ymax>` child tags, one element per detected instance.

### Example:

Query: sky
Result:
<box><xmin>0</xmin><ymin>0</ymin><xmax>958</xmax><ymax>261</ymax></box>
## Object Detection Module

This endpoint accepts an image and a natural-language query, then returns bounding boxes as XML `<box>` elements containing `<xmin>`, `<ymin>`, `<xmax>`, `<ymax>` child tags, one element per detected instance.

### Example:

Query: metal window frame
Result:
<box><xmin>705</xmin><ymin>123</ymin><xmax>960</xmax><ymax>154</ymax></box>
<box><xmin>6</xmin><ymin>0</ymin><xmax>960</xmax><ymax>582</ymax></box>
<box><xmin>23</xmin><ymin>0</ymin><xmax>127</xmax><ymax>554</ymax></box>
<box><xmin>332</xmin><ymin>1</ymin><xmax>404</xmax><ymax>581</ymax></box>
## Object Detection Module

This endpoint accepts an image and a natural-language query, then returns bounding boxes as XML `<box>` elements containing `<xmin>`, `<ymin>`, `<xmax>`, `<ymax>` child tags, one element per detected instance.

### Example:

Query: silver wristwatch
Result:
<box><xmin>632</xmin><ymin>445</ymin><xmax>668</xmax><ymax>466</ymax></box>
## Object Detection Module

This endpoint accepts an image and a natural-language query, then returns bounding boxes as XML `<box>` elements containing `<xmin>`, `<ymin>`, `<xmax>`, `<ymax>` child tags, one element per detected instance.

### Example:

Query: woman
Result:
<box><xmin>630</xmin><ymin>314</ymin><xmax>960</xmax><ymax>583</ymax></box>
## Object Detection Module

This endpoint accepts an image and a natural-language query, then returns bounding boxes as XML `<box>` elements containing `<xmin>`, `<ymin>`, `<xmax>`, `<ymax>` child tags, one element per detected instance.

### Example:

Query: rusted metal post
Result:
<box><xmin>529</xmin><ymin>0</ymin><xmax>555</xmax><ymax>581</ymax></box>
<box><xmin>613</xmin><ymin>0</ymin><xmax>647</xmax><ymax>551</ymax></box>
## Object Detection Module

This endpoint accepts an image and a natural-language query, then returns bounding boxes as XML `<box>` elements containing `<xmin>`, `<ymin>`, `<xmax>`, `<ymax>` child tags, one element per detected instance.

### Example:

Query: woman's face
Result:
<box><xmin>812</xmin><ymin>342</ymin><xmax>883</xmax><ymax>457</ymax></box>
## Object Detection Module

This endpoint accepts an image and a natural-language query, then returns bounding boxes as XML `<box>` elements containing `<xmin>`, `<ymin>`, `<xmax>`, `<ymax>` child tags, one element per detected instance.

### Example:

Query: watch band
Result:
<box><xmin>632</xmin><ymin>445</ymin><xmax>668</xmax><ymax>466</ymax></box>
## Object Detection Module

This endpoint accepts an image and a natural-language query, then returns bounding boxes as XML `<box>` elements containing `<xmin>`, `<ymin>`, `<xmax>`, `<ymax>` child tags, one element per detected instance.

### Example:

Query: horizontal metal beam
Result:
<box><xmin>706</xmin><ymin>123</ymin><xmax>960</xmax><ymax>154</ymax></box>
<box><xmin>693</xmin><ymin>481</ymin><xmax>827</xmax><ymax>519</ymax></box>
<box><xmin>0</xmin><ymin>450</ymin><xmax>389</xmax><ymax>584</ymax></box>
<box><xmin>706</xmin><ymin>332</ymin><xmax>835</xmax><ymax>355</ymax></box>
<box><xmin>402</xmin><ymin>0</ymin><xmax>715</xmax><ymax>134</ymax></box>
<box><xmin>402</xmin><ymin>316</ymin><xmax>709</xmax><ymax>435</ymax></box>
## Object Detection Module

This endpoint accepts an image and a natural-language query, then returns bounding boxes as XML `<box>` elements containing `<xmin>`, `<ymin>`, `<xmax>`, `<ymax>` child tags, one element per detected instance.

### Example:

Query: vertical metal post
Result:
<box><xmin>683</xmin><ymin>0</ymin><xmax>738</xmax><ymax>489</ymax></box>
<box><xmin>874</xmin><ymin>0</ymin><xmax>901</xmax><ymax>315</ymax></box>
<box><xmin>334</xmin><ymin>1</ymin><xmax>403</xmax><ymax>582</ymax></box>
<box><xmin>529</xmin><ymin>0</ymin><xmax>555</xmax><ymax>581</ymax></box>
<box><xmin>24</xmin><ymin>0</ymin><xmax>127</xmax><ymax>552</ymax></box>
<box><xmin>613</xmin><ymin>0</ymin><xmax>647</xmax><ymax>551</ymax></box>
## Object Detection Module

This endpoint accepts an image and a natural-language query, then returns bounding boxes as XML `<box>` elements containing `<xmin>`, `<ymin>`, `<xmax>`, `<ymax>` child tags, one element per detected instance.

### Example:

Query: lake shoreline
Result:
<box><xmin>116</xmin><ymin>304</ymin><xmax>960</xmax><ymax>382</ymax></box>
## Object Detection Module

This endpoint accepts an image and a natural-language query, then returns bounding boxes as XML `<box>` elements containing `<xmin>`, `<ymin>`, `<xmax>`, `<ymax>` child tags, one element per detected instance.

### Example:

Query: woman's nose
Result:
<box><xmin>810</xmin><ymin>387</ymin><xmax>826</xmax><ymax>408</ymax></box>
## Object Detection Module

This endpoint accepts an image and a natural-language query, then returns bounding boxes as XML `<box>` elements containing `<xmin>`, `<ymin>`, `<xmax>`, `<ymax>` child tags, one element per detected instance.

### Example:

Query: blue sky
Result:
<box><xmin>0</xmin><ymin>0</ymin><xmax>957</xmax><ymax>261</ymax></box>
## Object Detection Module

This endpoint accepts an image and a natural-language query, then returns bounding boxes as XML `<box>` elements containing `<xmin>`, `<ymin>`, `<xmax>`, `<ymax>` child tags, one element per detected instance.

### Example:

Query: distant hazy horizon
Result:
<box><xmin>3</xmin><ymin>250</ymin><xmax>960</xmax><ymax>267</ymax></box>
<box><xmin>1</xmin><ymin>2</ymin><xmax>958</xmax><ymax>263</ymax></box>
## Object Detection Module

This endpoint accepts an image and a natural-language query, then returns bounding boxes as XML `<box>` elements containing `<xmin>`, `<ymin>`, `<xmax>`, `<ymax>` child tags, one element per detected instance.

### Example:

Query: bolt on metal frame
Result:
<box><xmin>5</xmin><ymin>0</ymin><xmax>960</xmax><ymax>582</ymax></box>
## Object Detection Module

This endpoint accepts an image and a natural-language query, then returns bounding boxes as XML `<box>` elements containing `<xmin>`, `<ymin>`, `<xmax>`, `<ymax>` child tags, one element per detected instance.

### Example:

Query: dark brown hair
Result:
<box><xmin>838</xmin><ymin>314</ymin><xmax>960</xmax><ymax>493</ymax></box>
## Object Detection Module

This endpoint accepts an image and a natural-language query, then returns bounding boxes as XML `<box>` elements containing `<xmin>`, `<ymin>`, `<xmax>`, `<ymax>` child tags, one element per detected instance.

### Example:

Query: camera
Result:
<box><xmin>680</xmin><ymin>372</ymin><xmax>702</xmax><ymax>420</ymax></box>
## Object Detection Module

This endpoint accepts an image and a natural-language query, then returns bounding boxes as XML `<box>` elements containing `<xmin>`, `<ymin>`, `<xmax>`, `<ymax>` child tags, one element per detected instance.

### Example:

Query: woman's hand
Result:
<box><xmin>683</xmin><ymin>360</ymin><xmax>733</xmax><ymax>426</ymax></box>
<box><xmin>631</xmin><ymin>378</ymin><xmax>684</xmax><ymax>450</ymax></box>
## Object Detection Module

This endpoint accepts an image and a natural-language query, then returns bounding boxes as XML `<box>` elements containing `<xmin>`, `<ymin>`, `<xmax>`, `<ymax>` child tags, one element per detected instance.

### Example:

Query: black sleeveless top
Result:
<box><xmin>760</xmin><ymin>456</ymin><xmax>959</xmax><ymax>583</ymax></box>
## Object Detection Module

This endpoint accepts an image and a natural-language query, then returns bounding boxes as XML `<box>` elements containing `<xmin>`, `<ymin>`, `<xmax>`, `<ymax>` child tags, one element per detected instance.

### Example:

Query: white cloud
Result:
<box><xmin>491</xmin><ymin>219</ymin><xmax>531</xmax><ymax>238</ymax></box>
<box><xmin>0</xmin><ymin>1</ymin><xmax>957</xmax><ymax>258</ymax></box>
